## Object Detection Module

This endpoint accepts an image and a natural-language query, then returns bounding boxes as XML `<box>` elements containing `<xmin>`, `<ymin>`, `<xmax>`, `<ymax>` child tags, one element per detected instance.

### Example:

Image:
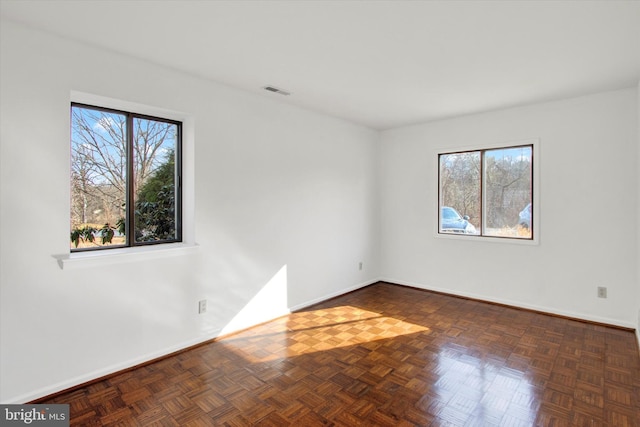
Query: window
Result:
<box><xmin>439</xmin><ymin>144</ymin><xmax>533</xmax><ymax>240</ymax></box>
<box><xmin>70</xmin><ymin>103</ymin><xmax>182</xmax><ymax>251</ymax></box>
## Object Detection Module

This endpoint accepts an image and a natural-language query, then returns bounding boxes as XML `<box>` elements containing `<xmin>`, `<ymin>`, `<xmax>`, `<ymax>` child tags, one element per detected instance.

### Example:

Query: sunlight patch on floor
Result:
<box><xmin>222</xmin><ymin>305</ymin><xmax>430</xmax><ymax>362</ymax></box>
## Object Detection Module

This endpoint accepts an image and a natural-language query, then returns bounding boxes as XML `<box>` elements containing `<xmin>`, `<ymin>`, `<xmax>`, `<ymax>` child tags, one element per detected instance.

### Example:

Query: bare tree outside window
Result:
<box><xmin>439</xmin><ymin>152</ymin><xmax>481</xmax><ymax>232</ymax></box>
<box><xmin>70</xmin><ymin>104</ymin><xmax>181</xmax><ymax>250</ymax></box>
<box><xmin>439</xmin><ymin>144</ymin><xmax>533</xmax><ymax>239</ymax></box>
<box><xmin>483</xmin><ymin>146</ymin><xmax>532</xmax><ymax>238</ymax></box>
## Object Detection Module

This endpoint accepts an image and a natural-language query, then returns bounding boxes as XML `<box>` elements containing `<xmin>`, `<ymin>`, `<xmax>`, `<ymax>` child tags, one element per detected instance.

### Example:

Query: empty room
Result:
<box><xmin>1</xmin><ymin>1</ymin><xmax>639</xmax><ymax>426</ymax></box>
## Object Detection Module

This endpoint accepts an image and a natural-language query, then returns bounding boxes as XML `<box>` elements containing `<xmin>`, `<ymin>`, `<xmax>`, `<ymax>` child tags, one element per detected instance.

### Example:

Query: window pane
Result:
<box><xmin>439</xmin><ymin>152</ymin><xmax>481</xmax><ymax>234</ymax></box>
<box><xmin>483</xmin><ymin>146</ymin><xmax>532</xmax><ymax>238</ymax></box>
<box><xmin>133</xmin><ymin>117</ymin><xmax>179</xmax><ymax>243</ymax></box>
<box><xmin>70</xmin><ymin>106</ymin><xmax>127</xmax><ymax>249</ymax></box>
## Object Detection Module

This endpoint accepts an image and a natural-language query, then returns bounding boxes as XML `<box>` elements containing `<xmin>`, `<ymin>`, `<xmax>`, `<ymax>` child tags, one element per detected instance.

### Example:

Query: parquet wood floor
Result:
<box><xmin>42</xmin><ymin>282</ymin><xmax>640</xmax><ymax>426</ymax></box>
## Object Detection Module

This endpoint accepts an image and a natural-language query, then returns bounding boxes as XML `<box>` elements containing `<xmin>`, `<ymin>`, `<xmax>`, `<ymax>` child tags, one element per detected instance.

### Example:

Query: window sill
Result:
<box><xmin>54</xmin><ymin>242</ymin><xmax>199</xmax><ymax>270</ymax></box>
<box><xmin>435</xmin><ymin>232</ymin><xmax>539</xmax><ymax>245</ymax></box>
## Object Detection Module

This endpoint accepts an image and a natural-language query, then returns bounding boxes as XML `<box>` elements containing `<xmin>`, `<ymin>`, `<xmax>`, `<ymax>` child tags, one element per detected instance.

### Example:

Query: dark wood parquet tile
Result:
<box><xmin>42</xmin><ymin>282</ymin><xmax>640</xmax><ymax>426</ymax></box>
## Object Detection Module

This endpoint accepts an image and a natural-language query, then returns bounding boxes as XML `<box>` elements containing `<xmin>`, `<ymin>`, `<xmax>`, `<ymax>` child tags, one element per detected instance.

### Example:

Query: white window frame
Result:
<box><xmin>56</xmin><ymin>91</ymin><xmax>197</xmax><ymax>269</ymax></box>
<box><xmin>435</xmin><ymin>139</ymin><xmax>540</xmax><ymax>245</ymax></box>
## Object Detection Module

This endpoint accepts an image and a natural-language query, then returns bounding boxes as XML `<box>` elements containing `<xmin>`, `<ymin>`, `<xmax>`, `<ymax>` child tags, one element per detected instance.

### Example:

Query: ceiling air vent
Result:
<box><xmin>263</xmin><ymin>86</ymin><xmax>291</xmax><ymax>96</ymax></box>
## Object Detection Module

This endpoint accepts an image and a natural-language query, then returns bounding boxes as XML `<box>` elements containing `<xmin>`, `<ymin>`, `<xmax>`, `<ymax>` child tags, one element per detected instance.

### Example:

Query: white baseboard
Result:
<box><xmin>379</xmin><ymin>277</ymin><xmax>637</xmax><ymax>330</ymax></box>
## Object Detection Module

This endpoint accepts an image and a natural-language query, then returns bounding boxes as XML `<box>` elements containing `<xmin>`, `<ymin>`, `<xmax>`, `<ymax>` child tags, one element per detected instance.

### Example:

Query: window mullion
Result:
<box><xmin>176</xmin><ymin>125</ymin><xmax>183</xmax><ymax>241</ymax></box>
<box><xmin>126</xmin><ymin>113</ymin><xmax>135</xmax><ymax>247</ymax></box>
<box><xmin>480</xmin><ymin>149</ymin><xmax>484</xmax><ymax>236</ymax></box>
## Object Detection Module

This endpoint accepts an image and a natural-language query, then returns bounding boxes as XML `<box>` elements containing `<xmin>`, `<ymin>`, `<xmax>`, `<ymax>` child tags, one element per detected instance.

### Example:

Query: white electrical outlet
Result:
<box><xmin>359</xmin><ymin>262</ymin><xmax>363</xmax><ymax>271</ymax></box>
<box><xmin>198</xmin><ymin>299</ymin><xmax>207</xmax><ymax>314</ymax></box>
<box><xmin>597</xmin><ymin>287</ymin><xmax>607</xmax><ymax>299</ymax></box>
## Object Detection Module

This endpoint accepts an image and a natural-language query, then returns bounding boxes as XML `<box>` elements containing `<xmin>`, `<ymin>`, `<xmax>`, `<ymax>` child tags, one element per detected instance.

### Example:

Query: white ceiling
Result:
<box><xmin>2</xmin><ymin>0</ymin><xmax>639</xmax><ymax>130</ymax></box>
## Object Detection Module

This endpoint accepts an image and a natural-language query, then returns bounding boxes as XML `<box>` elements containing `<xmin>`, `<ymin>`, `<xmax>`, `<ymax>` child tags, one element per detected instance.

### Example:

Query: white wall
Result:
<box><xmin>0</xmin><ymin>21</ymin><xmax>380</xmax><ymax>403</ymax></box>
<box><xmin>380</xmin><ymin>88</ymin><xmax>639</xmax><ymax>329</ymax></box>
